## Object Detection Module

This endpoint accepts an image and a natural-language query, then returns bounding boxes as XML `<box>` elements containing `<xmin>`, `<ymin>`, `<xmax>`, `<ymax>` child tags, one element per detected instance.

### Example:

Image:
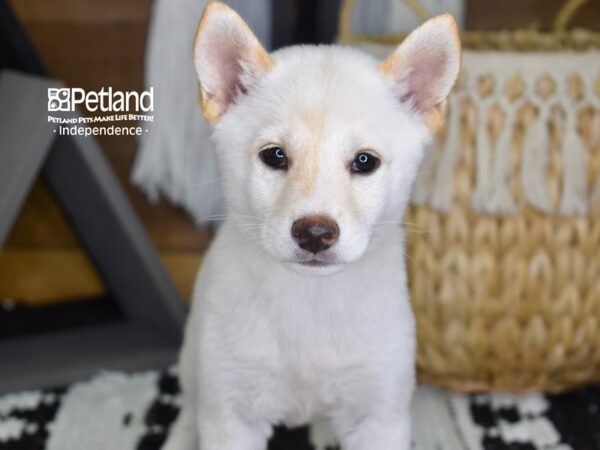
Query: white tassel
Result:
<box><xmin>430</xmin><ymin>95</ymin><xmax>462</xmax><ymax>210</ymax></box>
<box><xmin>489</xmin><ymin>107</ymin><xmax>517</xmax><ymax>214</ymax></box>
<box><xmin>471</xmin><ymin>103</ymin><xmax>493</xmax><ymax>212</ymax></box>
<box><xmin>521</xmin><ymin>106</ymin><xmax>553</xmax><ymax>213</ymax></box>
<box><xmin>560</xmin><ymin>110</ymin><xmax>588</xmax><ymax>215</ymax></box>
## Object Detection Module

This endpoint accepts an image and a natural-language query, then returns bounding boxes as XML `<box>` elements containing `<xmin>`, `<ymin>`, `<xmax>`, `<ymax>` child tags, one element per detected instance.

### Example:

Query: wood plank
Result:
<box><xmin>4</xmin><ymin>179</ymin><xmax>80</xmax><ymax>248</ymax></box>
<box><xmin>0</xmin><ymin>248</ymin><xmax>104</xmax><ymax>303</ymax></box>
<box><xmin>160</xmin><ymin>251</ymin><xmax>203</xmax><ymax>302</ymax></box>
<box><xmin>0</xmin><ymin>248</ymin><xmax>202</xmax><ymax>304</ymax></box>
<box><xmin>9</xmin><ymin>0</ymin><xmax>151</xmax><ymax>24</ymax></box>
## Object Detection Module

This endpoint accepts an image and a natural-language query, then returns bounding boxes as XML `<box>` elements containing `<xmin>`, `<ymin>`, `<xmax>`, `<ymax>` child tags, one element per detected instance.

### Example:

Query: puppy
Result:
<box><xmin>163</xmin><ymin>3</ymin><xmax>460</xmax><ymax>449</ymax></box>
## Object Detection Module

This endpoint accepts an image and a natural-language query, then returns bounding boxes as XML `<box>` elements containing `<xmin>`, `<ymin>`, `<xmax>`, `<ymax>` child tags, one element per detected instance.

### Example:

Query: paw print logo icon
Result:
<box><xmin>48</xmin><ymin>88</ymin><xmax>70</xmax><ymax>111</ymax></box>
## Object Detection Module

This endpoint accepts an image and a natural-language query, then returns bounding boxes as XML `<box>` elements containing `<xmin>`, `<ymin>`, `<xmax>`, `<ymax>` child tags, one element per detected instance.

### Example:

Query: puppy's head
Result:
<box><xmin>194</xmin><ymin>2</ymin><xmax>460</xmax><ymax>275</ymax></box>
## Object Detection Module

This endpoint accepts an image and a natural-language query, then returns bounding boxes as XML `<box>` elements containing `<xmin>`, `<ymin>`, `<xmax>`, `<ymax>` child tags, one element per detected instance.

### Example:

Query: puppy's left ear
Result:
<box><xmin>379</xmin><ymin>14</ymin><xmax>461</xmax><ymax>133</ymax></box>
<box><xmin>193</xmin><ymin>2</ymin><xmax>273</xmax><ymax>124</ymax></box>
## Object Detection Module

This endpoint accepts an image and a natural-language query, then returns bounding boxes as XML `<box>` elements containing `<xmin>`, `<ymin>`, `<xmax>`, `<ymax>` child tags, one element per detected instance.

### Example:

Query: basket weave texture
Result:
<box><xmin>341</xmin><ymin>0</ymin><xmax>600</xmax><ymax>393</ymax></box>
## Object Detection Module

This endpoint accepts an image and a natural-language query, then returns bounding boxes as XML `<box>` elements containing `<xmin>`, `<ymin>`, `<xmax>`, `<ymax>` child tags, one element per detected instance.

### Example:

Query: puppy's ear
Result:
<box><xmin>379</xmin><ymin>14</ymin><xmax>461</xmax><ymax>133</ymax></box>
<box><xmin>193</xmin><ymin>2</ymin><xmax>273</xmax><ymax>123</ymax></box>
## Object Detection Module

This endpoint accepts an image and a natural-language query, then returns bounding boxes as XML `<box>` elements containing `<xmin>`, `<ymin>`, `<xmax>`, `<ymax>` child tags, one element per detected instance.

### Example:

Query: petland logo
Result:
<box><xmin>48</xmin><ymin>87</ymin><xmax>154</xmax><ymax>113</ymax></box>
<box><xmin>48</xmin><ymin>87</ymin><xmax>154</xmax><ymax>137</ymax></box>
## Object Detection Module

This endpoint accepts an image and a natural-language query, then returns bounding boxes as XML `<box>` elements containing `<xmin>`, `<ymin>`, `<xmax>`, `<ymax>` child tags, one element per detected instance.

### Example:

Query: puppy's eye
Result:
<box><xmin>351</xmin><ymin>152</ymin><xmax>380</xmax><ymax>175</ymax></box>
<box><xmin>260</xmin><ymin>147</ymin><xmax>288</xmax><ymax>170</ymax></box>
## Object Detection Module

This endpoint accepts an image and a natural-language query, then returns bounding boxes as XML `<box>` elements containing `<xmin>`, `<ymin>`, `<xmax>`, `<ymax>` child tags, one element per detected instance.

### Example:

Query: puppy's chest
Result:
<box><xmin>227</xmin><ymin>301</ymin><xmax>377</xmax><ymax>371</ymax></box>
<box><xmin>232</xmin><ymin>329</ymin><xmax>379</xmax><ymax>425</ymax></box>
<box><xmin>223</xmin><ymin>290</ymin><xmax>397</xmax><ymax>368</ymax></box>
<box><xmin>219</xmin><ymin>295</ymin><xmax>403</xmax><ymax>423</ymax></box>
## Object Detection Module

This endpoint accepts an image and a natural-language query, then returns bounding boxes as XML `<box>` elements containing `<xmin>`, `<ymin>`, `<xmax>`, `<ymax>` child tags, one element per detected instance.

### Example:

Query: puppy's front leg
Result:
<box><xmin>197</xmin><ymin>411</ymin><xmax>272</xmax><ymax>450</ymax></box>
<box><xmin>332</xmin><ymin>409</ymin><xmax>411</xmax><ymax>450</ymax></box>
<box><xmin>162</xmin><ymin>406</ymin><xmax>197</xmax><ymax>450</ymax></box>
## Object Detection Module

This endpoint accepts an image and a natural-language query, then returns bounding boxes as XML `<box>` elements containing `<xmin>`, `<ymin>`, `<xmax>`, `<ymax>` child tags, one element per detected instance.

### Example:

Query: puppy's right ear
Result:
<box><xmin>379</xmin><ymin>14</ymin><xmax>461</xmax><ymax>133</ymax></box>
<box><xmin>194</xmin><ymin>2</ymin><xmax>273</xmax><ymax>124</ymax></box>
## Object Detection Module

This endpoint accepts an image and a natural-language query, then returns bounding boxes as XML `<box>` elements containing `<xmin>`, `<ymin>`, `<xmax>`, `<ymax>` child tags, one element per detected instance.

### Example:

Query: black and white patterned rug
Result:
<box><xmin>0</xmin><ymin>368</ymin><xmax>599</xmax><ymax>450</ymax></box>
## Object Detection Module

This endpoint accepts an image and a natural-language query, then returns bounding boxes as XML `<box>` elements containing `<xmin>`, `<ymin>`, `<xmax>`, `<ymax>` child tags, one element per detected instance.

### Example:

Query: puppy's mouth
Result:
<box><xmin>297</xmin><ymin>259</ymin><xmax>331</xmax><ymax>267</ymax></box>
<box><xmin>283</xmin><ymin>252</ymin><xmax>346</xmax><ymax>275</ymax></box>
<box><xmin>292</xmin><ymin>252</ymin><xmax>340</xmax><ymax>268</ymax></box>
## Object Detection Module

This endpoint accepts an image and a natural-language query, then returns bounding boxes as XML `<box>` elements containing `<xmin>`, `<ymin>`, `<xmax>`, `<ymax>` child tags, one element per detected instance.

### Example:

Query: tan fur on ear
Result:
<box><xmin>194</xmin><ymin>2</ymin><xmax>273</xmax><ymax>124</ymax></box>
<box><xmin>379</xmin><ymin>14</ymin><xmax>461</xmax><ymax>134</ymax></box>
<box><xmin>424</xmin><ymin>99</ymin><xmax>448</xmax><ymax>134</ymax></box>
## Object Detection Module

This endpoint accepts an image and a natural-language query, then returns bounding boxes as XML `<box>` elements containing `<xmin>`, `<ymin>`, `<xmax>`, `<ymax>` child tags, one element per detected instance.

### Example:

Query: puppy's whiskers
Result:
<box><xmin>196</xmin><ymin>213</ymin><xmax>262</xmax><ymax>225</ymax></box>
<box><xmin>373</xmin><ymin>221</ymin><xmax>430</xmax><ymax>235</ymax></box>
<box><xmin>401</xmin><ymin>249</ymin><xmax>415</xmax><ymax>263</ymax></box>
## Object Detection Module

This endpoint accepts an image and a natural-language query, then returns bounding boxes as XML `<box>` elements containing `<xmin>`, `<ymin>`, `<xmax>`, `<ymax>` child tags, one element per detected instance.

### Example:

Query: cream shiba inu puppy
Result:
<box><xmin>163</xmin><ymin>3</ymin><xmax>460</xmax><ymax>449</ymax></box>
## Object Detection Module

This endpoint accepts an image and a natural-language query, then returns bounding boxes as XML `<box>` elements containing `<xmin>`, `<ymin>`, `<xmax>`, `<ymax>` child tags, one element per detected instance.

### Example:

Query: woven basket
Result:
<box><xmin>340</xmin><ymin>0</ymin><xmax>600</xmax><ymax>393</ymax></box>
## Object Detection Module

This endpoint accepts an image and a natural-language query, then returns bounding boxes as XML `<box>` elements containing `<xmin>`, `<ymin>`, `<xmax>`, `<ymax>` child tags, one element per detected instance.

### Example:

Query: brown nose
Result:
<box><xmin>291</xmin><ymin>215</ymin><xmax>340</xmax><ymax>254</ymax></box>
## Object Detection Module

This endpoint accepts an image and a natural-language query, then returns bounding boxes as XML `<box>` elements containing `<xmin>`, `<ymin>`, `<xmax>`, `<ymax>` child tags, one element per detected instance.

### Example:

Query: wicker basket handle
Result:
<box><xmin>554</xmin><ymin>0</ymin><xmax>588</xmax><ymax>34</ymax></box>
<box><xmin>338</xmin><ymin>0</ymin><xmax>590</xmax><ymax>41</ymax></box>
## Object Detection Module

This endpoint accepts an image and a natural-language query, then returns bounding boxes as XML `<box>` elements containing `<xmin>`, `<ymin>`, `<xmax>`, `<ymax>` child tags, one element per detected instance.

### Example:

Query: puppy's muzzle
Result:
<box><xmin>292</xmin><ymin>215</ymin><xmax>339</xmax><ymax>254</ymax></box>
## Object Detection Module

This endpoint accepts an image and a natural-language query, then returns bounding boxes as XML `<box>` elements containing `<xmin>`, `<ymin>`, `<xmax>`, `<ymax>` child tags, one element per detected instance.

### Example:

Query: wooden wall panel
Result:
<box><xmin>10</xmin><ymin>0</ymin><xmax>151</xmax><ymax>23</ymax></box>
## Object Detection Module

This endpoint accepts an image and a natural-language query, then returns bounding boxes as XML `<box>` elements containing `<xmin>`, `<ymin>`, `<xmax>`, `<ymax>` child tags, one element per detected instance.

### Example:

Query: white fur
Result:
<box><xmin>163</xmin><ymin>4</ymin><xmax>460</xmax><ymax>449</ymax></box>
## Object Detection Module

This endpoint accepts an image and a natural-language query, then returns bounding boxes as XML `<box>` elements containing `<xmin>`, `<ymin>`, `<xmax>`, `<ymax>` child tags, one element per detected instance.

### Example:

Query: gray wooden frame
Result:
<box><xmin>0</xmin><ymin>70</ymin><xmax>185</xmax><ymax>394</ymax></box>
